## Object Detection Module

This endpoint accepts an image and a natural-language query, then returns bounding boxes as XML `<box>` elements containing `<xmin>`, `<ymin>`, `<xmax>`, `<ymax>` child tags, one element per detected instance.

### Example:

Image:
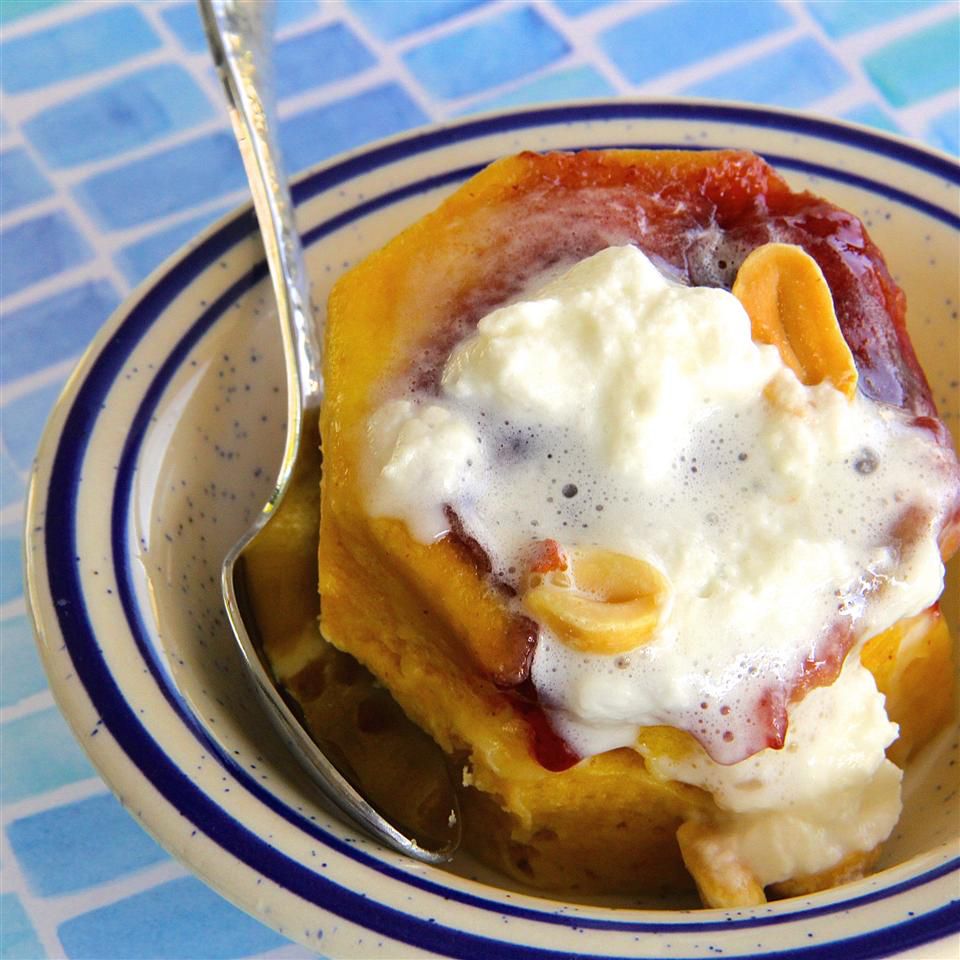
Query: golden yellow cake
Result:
<box><xmin>304</xmin><ymin>150</ymin><xmax>959</xmax><ymax>906</ymax></box>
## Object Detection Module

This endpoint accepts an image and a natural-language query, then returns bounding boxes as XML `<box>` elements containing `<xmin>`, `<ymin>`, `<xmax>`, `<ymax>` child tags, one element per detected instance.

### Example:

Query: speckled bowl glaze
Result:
<box><xmin>25</xmin><ymin>102</ymin><xmax>960</xmax><ymax>959</ymax></box>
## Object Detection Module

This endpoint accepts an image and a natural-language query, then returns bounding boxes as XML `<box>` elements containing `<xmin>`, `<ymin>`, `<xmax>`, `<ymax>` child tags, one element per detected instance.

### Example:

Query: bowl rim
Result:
<box><xmin>24</xmin><ymin>98</ymin><xmax>960</xmax><ymax>958</ymax></box>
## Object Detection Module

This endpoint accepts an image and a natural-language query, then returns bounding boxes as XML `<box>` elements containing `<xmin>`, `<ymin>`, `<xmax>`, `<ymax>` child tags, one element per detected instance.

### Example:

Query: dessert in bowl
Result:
<box><xmin>25</xmin><ymin>103</ymin><xmax>960</xmax><ymax>957</ymax></box>
<box><xmin>303</xmin><ymin>147</ymin><xmax>960</xmax><ymax>906</ymax></box>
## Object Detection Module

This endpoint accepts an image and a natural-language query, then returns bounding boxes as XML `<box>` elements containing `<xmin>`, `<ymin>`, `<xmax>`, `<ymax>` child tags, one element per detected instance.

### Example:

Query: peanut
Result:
<box><xmin>732</xmin><ymin>242</ymin><xmax>858</xmax><ymax>399</ymax></box>
<box><xmin>523</xmin><ymin>546</ymin><xmax>669</xmax><ymax>654</ymax></box>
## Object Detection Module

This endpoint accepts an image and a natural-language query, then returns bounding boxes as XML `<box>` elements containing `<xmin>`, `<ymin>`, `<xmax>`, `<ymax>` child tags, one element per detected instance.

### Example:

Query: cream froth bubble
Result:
<box><xmin>362</xmin><ymin>244</ymin><xmax>955</xmax><ymax>878</ymax></box>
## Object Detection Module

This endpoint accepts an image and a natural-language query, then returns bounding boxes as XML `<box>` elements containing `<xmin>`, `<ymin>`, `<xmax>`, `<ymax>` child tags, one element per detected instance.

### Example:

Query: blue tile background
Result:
<box><xmin>1</xmin><ymin>280</ymin><xmax>120</xmax><ymax>383</ymax></box>
<box><xmin>348</xmin><ymin>0</ymin><xmax>489</xmax><ymax>41</ymax></box>
<box><xmin>8</xmin><ymin>793</ymin><xmax>170</xmax><ymax>897</ymax></box>
<box><xmin>684</xmin><ymin>38</ymin><xmax>850</xmax><ymax>109</ymax></box>
<box><xmin>601</xmin><ymin>0</ymin><xmax>793</xmax><ymax>86</ymax></box>
<box><xmin>0</xmin><ymin>894</ymin><xmax>45</xmax><ymax>960</ymax></box>
<box><xmin>1</xmin><ymin>707</ymin><xmax>95</xmax><ymax>805</ymax></box>
<box><xmin>1</xmin><ymin>614</ymin><xmax>49</xmax><ymax>707</ymax></box>
<box><xmin>57</xmin><ymin>876</ymin><xmax>289</xmax><ymax>960</ymax></box>
<box><xmin>24</xmin><ymin>64</ymin><xmax>213</xmax><ymax>168</ymax></box>
<box><xmin>0</xmin><ymin>212</ymin><xmax>91</xmax><ymax>296</ymax></box>
<box><xmin>403</xmin><ymin>5</ymin><xmax>569</xmax><ymax>99</ymax></box>
<box><xmin>0</xmin><ymin>149</ymin><xmax>52</xmax><ymax>213</ymax></box>
<box><xmin>0</xmin><ymin>1</ymin><xmax>956</xmax><ymax>956</ymax></box>
<box><xmin>0</xmin><ymin>5</ymin><xmax>160</xmax><ymax>92</ymax></box>
<box><xmin>75</xmin><ymin>132</ymin><xmax>245</xmax><ymax>229</ymax></box>
<box><xmin>276</xmin><ymin>23</ymin><xmax>375</xmax><ymax>100</ymax></box>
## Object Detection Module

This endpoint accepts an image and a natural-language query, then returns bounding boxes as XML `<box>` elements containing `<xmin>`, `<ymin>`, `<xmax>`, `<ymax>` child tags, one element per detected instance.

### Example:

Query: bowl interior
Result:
<box><xmin>35</xmin><ymin>105</ymin><xmax>959</xmax><ymax>955</ymax></box>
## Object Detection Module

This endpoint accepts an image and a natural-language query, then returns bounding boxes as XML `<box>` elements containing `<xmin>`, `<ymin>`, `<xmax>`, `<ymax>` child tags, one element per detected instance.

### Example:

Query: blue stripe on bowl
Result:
<box><xmin>34</xmin><ymin>102</ymin><xmax>960</xmax><ymax>958</ymax></box>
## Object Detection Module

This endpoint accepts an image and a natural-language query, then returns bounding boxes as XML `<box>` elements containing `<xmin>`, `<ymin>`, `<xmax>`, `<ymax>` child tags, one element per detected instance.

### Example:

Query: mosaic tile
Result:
<box><xmin>0</xmin><ymin>5</ymin><xmax>161</xmax><ymax>93</ymax></box>
<box><xmin>75</xmin><ymin>132</ymin><xmax>245</xmax><ymax>230</ymax></box>
<box><xmin>927</xmin><ymin>106</ymin><xmax>959</xmax><ymax>155</ymax></box>
<box><xmin>864</xmin><ymin>16</ymin><xmax>960</xmax><ymax>107</ymax></box>
<box><xmin>0</xmin><ymin>894</ymin><xmax>45</xmax><ymax>960</ymax></box>
<box><xmin>0</xmin><ymin>279</ymin><xmax>119</xmax><ymax>384</ymax></box>
<box><xmin>9</xmin><ymin>792</ymin><xmax>170</xmax><ymax>897</ymax></box>
<box><xmin>842</xmin><ymin>103</ymin><xmax>902</xmax><ymax>136</ymax></box>
<box><xmin>2</xmin><ymin>380</ymin><xmax>64</xmax><ymax>472</ymax></box>
<box><xmin>601</xmin><ymin>0</ymin><xmax>793</xmax><ymax>85</ymax></box>
<box><xmin>0</xmin><ymin>0</ymin><xmax>63</xmax><ymax>25</ymax></box>
<box><xmin>0</xmin><ymin>535</ymin><xmax>23</xmax><ymax>606</ymax></box>
<box><xmin>57</xmin><ymin>875</ymin><xmax>290</xmax><ymax>959</ymax></box>
<box><xmin>462</xmin><ymin>64</ymin><xmax>614</xmax><ymax>114</ymax></box>
<box><xmin>115</xmin><ymin>208</ymin><xmax>230</xmax><ymax>286</ymax></box>
<box><xmin>805</xmin><ymin>0</ymin><xmax>940</xmax><ymax>38</ymax></box>
<box><xmin>553</xmin><ymin>0</ymin><xmax>617</xmax><ymax>14</ymax></box>
<box><xmin>404</xmin><ymin>5</ymin><xmax>569</xmax><ymax>100</ymax></box>
<box><xmin>162</xmin><ymin>0</ymin><xmax>317</xmax><ymax>53</ymax></box>
<box><xmin>24</xmin><ymin>64</ymin><xmax>213</xmax><ymax>169</ymax></box>
<box><xmin>276</xmin><ymin>23</ymin><xmax>376</xmax><ymax>100</ymax></box>
<box><xmin>0</xmin><ymin>148</ymin><xmax>53</xmax><ymax>214</ymax></box>
<box><xmin>347</xmin><ymin>0</ymin><xmax>489</xmax><ymax>41</ymax></box>
<box><xmin>1</xmin><ymin>706</ymin><xmax>96</xmax><ymax>805</ymax></box>
<box><xmin>0</xmin><ymin>449</ymin><xmax>25</xmax><ymax>511</ymax></box>
<box><xmin>0</xmin><ymin>211</ymin><xmax>92</xmax><ymax>297</ymax></box>
<box><xmin>684</xmin><ymin>37</ymin><xmax>850</xmax><ymax>109</ymax></box>
<box><xmin>280</xmin><ymin>83</ymin><xmax>428</xmax><ymax>172</ymax></box>
<box><xmin>0</xmin><ymin>614</ymin><xmax>47</xmax><ymax>707</ymax></box>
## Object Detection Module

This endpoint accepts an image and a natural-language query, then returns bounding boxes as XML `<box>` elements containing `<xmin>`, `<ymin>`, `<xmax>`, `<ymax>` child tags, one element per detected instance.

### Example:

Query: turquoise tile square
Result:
<box><xmin>927</xmin><ymin>106</ymin><xmax>959</xmax><ymax>155</ymax></box>
<box><xmin>24</xmin><ymin>64</ymin><xmax>213</xmax><ymax>169</ymax></box>
<box><xmin>9</xmin><ymin>792</ymin><xmax>169</xmax><ymax>896</ymax></box>
<box><xmin>842</xmin><ymin>103</ymin><xmax>902</xmax><ymax>136</ymax></box>
<box><xmin>0</xmin><ymin>894</ymin><xmax>45</xmax><ymax>960</ymax></box>
<box><xmin>1</xmin><ymin>707</ymin><xmax>96</xmax><ymax>805</ymax></box>
<box><xmin>0</xmin><ymin>5</ymin><xmax>161</xmax><ymax>93</ymax></box>
<box><xmin>403</xmin><ymin>5</ymin><xmax>570</xmax><ymax>100</ymax></box>
<box><xmin>1</xmin><ymin>614</ymin><xmax>47</xmax><ymax>707</ymax></box>
<box><xmin>684</xmin><ymin>37</ymin><xmax>850</xmax><ymax>109</ymax></box>
<box><xmin>864</xmin><ymin>16</ymin><xmax>960</xmax><ymax>107</ymax></box>
<box><xmin>806</xmin><ymin>0</ymin><xmax>939</xmax><ymax>38</ymax></box>
<box><xmin>0</xmin><ymin>0</ymin><xmax>62</xmax><ymax>25</ymax></box>
<box><xmin>57</xmin><ymin>876</ymin><xmax>290</xmax><ymax>959</ymax></box>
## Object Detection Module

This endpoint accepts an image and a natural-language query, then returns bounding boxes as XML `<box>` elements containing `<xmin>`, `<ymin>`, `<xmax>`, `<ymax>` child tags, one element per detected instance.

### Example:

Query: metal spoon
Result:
<box><xmin>198</xmin><ymin>0</ymin><xmax>460</xmax><ymax>862</ymax></box>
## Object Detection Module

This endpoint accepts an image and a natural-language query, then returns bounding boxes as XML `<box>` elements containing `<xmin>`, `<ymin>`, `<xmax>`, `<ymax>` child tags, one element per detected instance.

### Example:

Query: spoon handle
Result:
<box><xmin>198</xmin><ymin>0</ymin><xmax>323</xmax><ymax>420</ymax></box>
<box><xmin>198</xmin><ymin>0</ymin><xmax>460</xmax><ymax>863</ymax></box>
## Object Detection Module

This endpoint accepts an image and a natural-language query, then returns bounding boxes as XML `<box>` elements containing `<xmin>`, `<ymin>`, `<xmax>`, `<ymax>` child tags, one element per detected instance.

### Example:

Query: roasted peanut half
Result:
<box><xmin>523</xmin><ymin>546</ymin><xmax>669</xmax><ymax>654</ymax></box>
<box><xmin>677</xmin><ymin>820</ymin><xmax>767</xmax><ymax>908</ymax></box>
<box><xmin>732</xmin><ymin>242</ymin><xmax>858</xmax><ymax>399</ymax></box>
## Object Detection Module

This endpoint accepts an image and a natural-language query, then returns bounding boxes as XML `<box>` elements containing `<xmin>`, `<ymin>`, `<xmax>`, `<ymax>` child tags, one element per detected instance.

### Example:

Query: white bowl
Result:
<box><xmin>25</xmin><ymin>101</ymin><xmax>959</xmax><ymax>959</ymax></box>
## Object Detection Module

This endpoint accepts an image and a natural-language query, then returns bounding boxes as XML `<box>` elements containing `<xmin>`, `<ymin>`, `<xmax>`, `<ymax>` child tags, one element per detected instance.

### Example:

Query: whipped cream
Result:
<box><xmin>363</xmin><ymin>244</ymin><xmax>955</xmax><ymax>879</ymax></box>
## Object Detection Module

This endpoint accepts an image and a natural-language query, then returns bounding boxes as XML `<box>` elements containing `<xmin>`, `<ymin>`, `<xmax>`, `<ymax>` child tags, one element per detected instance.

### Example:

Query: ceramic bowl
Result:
<box><xmin>25</xmin><ymin>101</ymin><xmax>959</xmax><ymax>959</ymax></box>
